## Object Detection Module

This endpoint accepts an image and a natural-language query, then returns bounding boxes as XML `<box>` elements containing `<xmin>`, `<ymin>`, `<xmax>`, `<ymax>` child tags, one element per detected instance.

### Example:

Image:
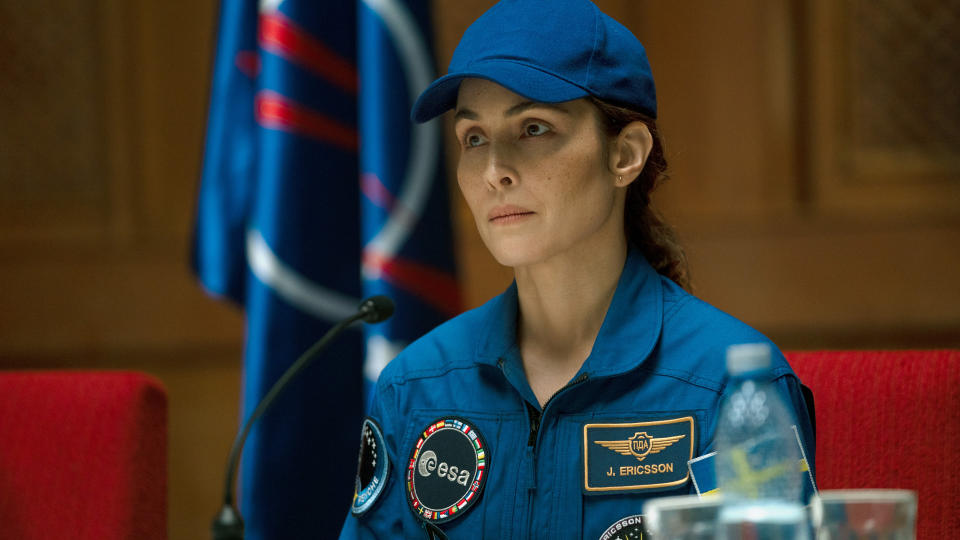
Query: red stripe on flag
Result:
<box><xmin>259</xmin><ymin>12</ymin><xmax>358</xmax><ymax>95</ymax></box>
<box><xmin>364</xmin><ymin>250</ymin><xmax>461</xmax><ymax>317</ymax></box>
<box><xmin>234</xmin><ymin>50</ymin><xmax>260</xmax><ymax>78</ymax></box>
<box><xmin>255</xmin><ymin>90</ymin><xmax>358</xmax><ymax>151</ymax></box>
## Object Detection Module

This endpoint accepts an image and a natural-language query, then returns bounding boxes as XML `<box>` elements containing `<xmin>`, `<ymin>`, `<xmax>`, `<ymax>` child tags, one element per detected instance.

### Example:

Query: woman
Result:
<box><xmin>341</xmin><ymin>1</ymin><xmax>814</xmax><ymax>538</ymax></box>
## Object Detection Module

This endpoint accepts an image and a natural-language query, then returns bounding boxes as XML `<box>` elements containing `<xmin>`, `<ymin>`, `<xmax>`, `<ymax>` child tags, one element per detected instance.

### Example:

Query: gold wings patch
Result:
<box><xmin>594</xmin><ymin>433</ymin><xmax>686</xmax><ymax>462</ymax></box>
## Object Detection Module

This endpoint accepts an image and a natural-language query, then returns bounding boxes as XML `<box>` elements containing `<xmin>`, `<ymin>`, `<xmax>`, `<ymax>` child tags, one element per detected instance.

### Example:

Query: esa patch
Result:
<box><xmin>406</xmin><ymin>417</ymin><xmax>488</xmax><ymax>525</ymax></box>
<box><xmin>599</xmin><ymin>514</ymin><xmax>645</xmax><ymax>540</ymax></box>
<box><xmin>583</xmin><ymin>416</ymin><xmax>694</xmax><ymax>493</ymax></box>
<box><xmin>351</xmin><ymin>417</ymin><xmax>389</xmax><ymax>515</ymax></box>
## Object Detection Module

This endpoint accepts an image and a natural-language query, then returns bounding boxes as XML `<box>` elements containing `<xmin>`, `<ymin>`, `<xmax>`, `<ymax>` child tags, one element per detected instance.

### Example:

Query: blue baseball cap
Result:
<box><xmin>411</xmin><ymin>0</ymin><xmax>657</xmax><ymax>123</ymax></box>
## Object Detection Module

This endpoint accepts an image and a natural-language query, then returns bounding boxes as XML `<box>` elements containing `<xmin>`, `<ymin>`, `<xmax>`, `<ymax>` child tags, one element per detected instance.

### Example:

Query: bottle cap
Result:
<box><xmin>726</xmin><ymin>343</ymin><xmax>772</xmax><ymax>375</ymax></box>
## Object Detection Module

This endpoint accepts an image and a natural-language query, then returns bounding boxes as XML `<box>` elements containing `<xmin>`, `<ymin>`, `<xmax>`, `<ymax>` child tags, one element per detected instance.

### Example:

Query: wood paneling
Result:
<box><xmin>0</xmin><ymin>2</ymin><xmax>110</xmax><ymax>235</ymax></box>
<box><xmin>0</xmin><ymin>1</ymin><xmax>241</xmax><ymax>539</ymax></box>
<box><xmin>626</xmin><ymin>1</ymin><xmax>801</xmax><ymax>222</ymax></box>
<box><xmin>807</xmin><ymin>0</ymin><xmax>960</xmax><ymax>219</ymax></box>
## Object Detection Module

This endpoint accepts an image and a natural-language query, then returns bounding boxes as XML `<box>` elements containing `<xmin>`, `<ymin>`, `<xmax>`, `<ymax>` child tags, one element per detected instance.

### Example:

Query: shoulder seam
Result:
<box><xmin>634</xmin><ymin>365</ymin><xmax>724</xmax><ymax>394</ymax></box>
<box><xmin>377</xmin><ymin>362</ymin><xmax>487</xmax><ymax>388</ymax></box>
<box><xmin>662</xmin><ymin>293</ymin><xmax>695</xmax><ymax>324</ymax></box>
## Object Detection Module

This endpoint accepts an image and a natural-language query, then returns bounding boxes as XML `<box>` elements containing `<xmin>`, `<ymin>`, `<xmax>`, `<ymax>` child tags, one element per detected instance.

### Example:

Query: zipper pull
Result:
<box><xmin>526</xmin><ymin>401</ymin><xmax>541</xmax><ymax>447</ymax></box>
<box><xmin>524</xmin><ymin>445</ymin><xmax>537</xmax><ymax>491</ymax></box>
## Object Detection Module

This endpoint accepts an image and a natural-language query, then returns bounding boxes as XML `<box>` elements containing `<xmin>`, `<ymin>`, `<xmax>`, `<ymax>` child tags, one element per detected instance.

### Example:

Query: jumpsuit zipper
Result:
<box><xmin>522</xmin><ymin>372</ymin><xmax>589</xmax><ymax>538</ymax></box>
<box><xmin>527</xmin><ymin>372</ymin><xmax>589</xmax><ymax>448</ymax></box>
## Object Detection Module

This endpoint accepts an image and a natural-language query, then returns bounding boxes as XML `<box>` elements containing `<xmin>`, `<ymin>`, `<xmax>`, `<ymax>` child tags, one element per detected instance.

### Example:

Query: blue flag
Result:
<box><xmin>193</xmin><ymin>0</ymin><xmax>457</xmax><ymax>537</ymax></box>
<box><xmin>358</xmin><ymin>1</ymin><xmax>460</xmax><ymax>388</ymax></box>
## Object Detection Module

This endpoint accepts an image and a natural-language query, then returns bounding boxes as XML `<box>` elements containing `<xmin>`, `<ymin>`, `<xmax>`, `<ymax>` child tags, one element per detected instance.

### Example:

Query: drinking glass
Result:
<box><xmin>642</xmin><ymin>494</ymin><xmax>722</xmax><ymax>540</ymax></box>
<box><xmin>810</xmin><ymin>489</ymin><xmax>917</xmax><ymax>540</ymax></box>
<box><xmin>716</xmin><ymin>500</ymin><xmax>810</xmax><ymax>540</ymax></box>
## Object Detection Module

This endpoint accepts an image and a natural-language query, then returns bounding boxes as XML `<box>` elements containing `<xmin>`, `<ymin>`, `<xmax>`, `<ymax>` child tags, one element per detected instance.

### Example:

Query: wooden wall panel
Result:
<box><xmin>683</xmin><ymin>221</ymin><xmax>960</xmax><ymax>347</ymax></box>
<box><xmin>0</xmin><ymin>1</ymin><xmax>110</xmax><ymax>235</ymax></box>
<box><xmin>807</xmin><ymin>0</ymin><xmax>960</xmax><ymax>219</ymax></box>
<box><xmin>0</xmin><ymin>1</ymin><xmax>242</xmax><ymax>539</ymax></box>
<box><xmin>625</xmin><ymin>1</ymin><xmax>800</xmax><ymax>222</ymax></box>
<box><xmin>136</xmin><ymin>0</ymin><xmax>220</xmax><ymax>239</ymax></box>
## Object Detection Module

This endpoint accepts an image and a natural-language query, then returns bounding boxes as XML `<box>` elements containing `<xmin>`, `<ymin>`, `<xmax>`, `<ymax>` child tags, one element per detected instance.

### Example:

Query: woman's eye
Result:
<box><xmin>464</xmin><ymin>133</ymin><xmax>487</xmax><ymax>148</ymax></box>
<box><xmin>523</xmin><ymin>122</ymin><xmax>551</xmax><ymax>137</ymax></box>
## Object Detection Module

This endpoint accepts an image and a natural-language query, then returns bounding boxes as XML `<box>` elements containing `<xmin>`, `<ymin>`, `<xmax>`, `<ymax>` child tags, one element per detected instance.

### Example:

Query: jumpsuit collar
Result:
<box><xmin>475</xmin><ymin>248</ymin><xmax>663</xmax><ymax>379</ymax></box>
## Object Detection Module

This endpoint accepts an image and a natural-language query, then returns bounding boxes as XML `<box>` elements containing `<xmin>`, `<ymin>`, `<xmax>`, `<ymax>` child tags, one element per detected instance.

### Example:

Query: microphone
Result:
<box><xmin>359</xmin><ymin>294</ymin><xmax>394</xmax><ymax>323</ymax></box>
<box><xmin>211</xmin><ymin>295</ymin><xmax>395</xmax><ymax>540</ymax></box>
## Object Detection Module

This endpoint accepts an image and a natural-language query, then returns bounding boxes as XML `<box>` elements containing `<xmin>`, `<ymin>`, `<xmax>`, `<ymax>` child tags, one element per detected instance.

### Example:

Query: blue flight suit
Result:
<box><xmin>340</xmin><ymin>249</ymin><xmax>815</xmax><ymax>539</ymax></box>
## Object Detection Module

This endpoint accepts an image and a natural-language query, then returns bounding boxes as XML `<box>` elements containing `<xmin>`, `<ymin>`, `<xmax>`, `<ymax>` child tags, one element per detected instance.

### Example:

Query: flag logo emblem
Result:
<box><xmin>406</xmin><ymin>417</ymin><xmax>489</xmax><ymax>525</ymax></box>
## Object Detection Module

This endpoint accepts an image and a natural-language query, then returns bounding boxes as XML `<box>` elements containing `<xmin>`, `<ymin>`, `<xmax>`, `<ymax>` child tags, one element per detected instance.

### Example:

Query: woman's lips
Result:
<box><xmin>488</xmin><ymin>205</ymin><xmax>535</xmax><ymax>224</ymax></box>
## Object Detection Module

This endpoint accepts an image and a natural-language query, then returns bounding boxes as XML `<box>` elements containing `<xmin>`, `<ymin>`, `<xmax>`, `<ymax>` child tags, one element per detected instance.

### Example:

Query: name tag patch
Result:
<box><xmin>406</xmin><ymin>417</ymin><xmax>489</xmax><ymax>525</ymax></box>
<box><xmin>584</xmin><ymin>416</ymin><xmax>694</xmax><ymax>493</ymax></box>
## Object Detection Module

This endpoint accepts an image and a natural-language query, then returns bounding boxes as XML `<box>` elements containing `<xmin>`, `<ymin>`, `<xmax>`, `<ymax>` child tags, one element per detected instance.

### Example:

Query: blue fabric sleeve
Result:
<box><xmin>338</xmin><ymin>379</ymin><xmax>408</xmax><ymax>539</ymax></box>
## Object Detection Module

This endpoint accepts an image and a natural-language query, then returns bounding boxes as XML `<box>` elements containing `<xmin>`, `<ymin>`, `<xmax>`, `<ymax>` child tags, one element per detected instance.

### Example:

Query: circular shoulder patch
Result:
<box><xmin>406</xmin><ymin>416</ymin><xmax>489</xmax><ymax>525</ymax></box>
<box><xmin>599</xmin><ymin>514</ymin><xmax>644</xmax><ymax>540</ymax></box>
<box><xmin>351</xmin><ymin>417</ymin><xmax>389</xmax><ymax>515</ymax></box>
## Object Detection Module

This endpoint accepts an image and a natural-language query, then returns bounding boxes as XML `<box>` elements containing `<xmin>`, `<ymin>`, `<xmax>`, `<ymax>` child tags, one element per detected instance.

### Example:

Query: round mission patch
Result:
<box><xmin>599</xmin><ymin>514</ymin><xmax>645</xmax><ymax>540</ymax></box>
<box><xmin>406</xmin><ymin>416</ymin><xmax>489</xmax><ymax>525</ymax></box>
<box><xmin>351</xmin><ymin>417</ymin><xmax>389</xmax><ymax>515</ymax></box>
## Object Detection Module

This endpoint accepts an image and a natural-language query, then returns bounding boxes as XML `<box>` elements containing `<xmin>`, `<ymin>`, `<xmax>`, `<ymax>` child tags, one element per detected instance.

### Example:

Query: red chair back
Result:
<box><xmin>786</xmin><ymin>350</ymin><xmax>960</xmax><ymax>539</ymax></box>
<box><xmin>0</xmin><ymin>371</ymin><xmax>167</xmax><ymax>540</ymax></box>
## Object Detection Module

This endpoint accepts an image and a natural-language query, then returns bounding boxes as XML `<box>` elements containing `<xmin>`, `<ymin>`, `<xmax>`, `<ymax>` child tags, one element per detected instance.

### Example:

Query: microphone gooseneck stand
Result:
<box><xmin>211</xmin><ymin>295</ymin><xmax>395</xmax><ymax>540</ymax></box>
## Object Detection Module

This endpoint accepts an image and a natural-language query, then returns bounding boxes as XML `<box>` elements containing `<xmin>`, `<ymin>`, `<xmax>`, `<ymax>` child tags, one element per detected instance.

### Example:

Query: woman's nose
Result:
<box><xmin>483</xmin><ymin>142</ymin><xmax>518</xmax><ymax>191</ymax></box>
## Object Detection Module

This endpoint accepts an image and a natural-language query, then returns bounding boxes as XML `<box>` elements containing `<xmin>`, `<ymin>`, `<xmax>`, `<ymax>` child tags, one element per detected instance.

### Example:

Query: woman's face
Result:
<box><xmin>454</xmin><ymin>79</ymin><xmax>624</xmax><ymax>268</ymax></box>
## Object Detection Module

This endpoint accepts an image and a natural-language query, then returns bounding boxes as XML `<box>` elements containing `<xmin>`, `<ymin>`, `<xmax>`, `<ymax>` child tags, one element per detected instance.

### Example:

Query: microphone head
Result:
<box><xmin>358</xmin><ymin>295</ymin><xmax>395</xmax><ymax>323</ymax></box>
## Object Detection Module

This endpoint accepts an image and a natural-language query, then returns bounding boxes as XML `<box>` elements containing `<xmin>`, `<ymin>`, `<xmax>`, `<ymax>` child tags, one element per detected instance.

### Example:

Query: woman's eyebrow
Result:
<box><xmin>504</xmin><ymin>101</ymin><xmax>570</xmax><ymax>117</ymax></box>
<box><xmin>454</xmin><ymin>101</ymin><xmax>570</xmax><ymax>123</ymax></box>
<box><xmin>454</xmin><ymin>108</ymin><xmax>479</xmax><ymax>122</ymax></box>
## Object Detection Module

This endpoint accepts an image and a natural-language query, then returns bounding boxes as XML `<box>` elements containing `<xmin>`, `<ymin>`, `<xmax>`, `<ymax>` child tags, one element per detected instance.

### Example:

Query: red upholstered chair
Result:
<box><xmin>0</xmin><ymin>371</ymin><xmax>167</xmax><ymax>540</ymax></box>
<box><xmin>786</xmin><ymin>350</ymin><xmax>960</xmax><ymax>539</ymax></box>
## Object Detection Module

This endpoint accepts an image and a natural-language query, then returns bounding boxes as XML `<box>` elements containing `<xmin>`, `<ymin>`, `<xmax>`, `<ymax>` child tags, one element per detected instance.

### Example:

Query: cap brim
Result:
<box><xmin>411</xmin><ymin>60</ymin><xmax>590</xmax><ymax>123</ymax></box>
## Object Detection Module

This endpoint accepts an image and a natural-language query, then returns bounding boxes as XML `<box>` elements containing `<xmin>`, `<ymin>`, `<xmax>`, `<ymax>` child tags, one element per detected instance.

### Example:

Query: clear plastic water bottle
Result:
<box><xmin>713</xmin><ymin>343</ymin><xmax>807</xmax><ymax>539</ymax></box>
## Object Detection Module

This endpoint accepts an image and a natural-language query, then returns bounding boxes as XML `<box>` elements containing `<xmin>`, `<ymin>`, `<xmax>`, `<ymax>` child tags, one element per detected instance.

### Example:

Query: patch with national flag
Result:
<box><xmin>584</xmin><ymin>416</ymin><xmax>695</xmax><ymax>493</ymax></box>
<box><xmin>406</xmin><ymin>417</ymin><xmax>488</xmax><ymax>525</ymax></box>
<box><xmin>687</xmin><ymin>424</ymin><xmax>817</xmax><ymax>499</ymax></box>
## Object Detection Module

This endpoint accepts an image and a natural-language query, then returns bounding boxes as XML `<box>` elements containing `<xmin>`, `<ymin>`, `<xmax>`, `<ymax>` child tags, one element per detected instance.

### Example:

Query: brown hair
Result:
<box><xmin>589</xmin><ymin>97</ymin><xmax>691</xmax><ymax>291</ymax></box>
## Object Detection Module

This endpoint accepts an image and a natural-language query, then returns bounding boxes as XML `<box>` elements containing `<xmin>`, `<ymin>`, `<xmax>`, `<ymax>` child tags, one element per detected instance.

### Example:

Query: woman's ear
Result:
<box><xmin>608</xmin><ymin>121</ymin><xmax>653</xmax><ymax>187</ymax></box>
